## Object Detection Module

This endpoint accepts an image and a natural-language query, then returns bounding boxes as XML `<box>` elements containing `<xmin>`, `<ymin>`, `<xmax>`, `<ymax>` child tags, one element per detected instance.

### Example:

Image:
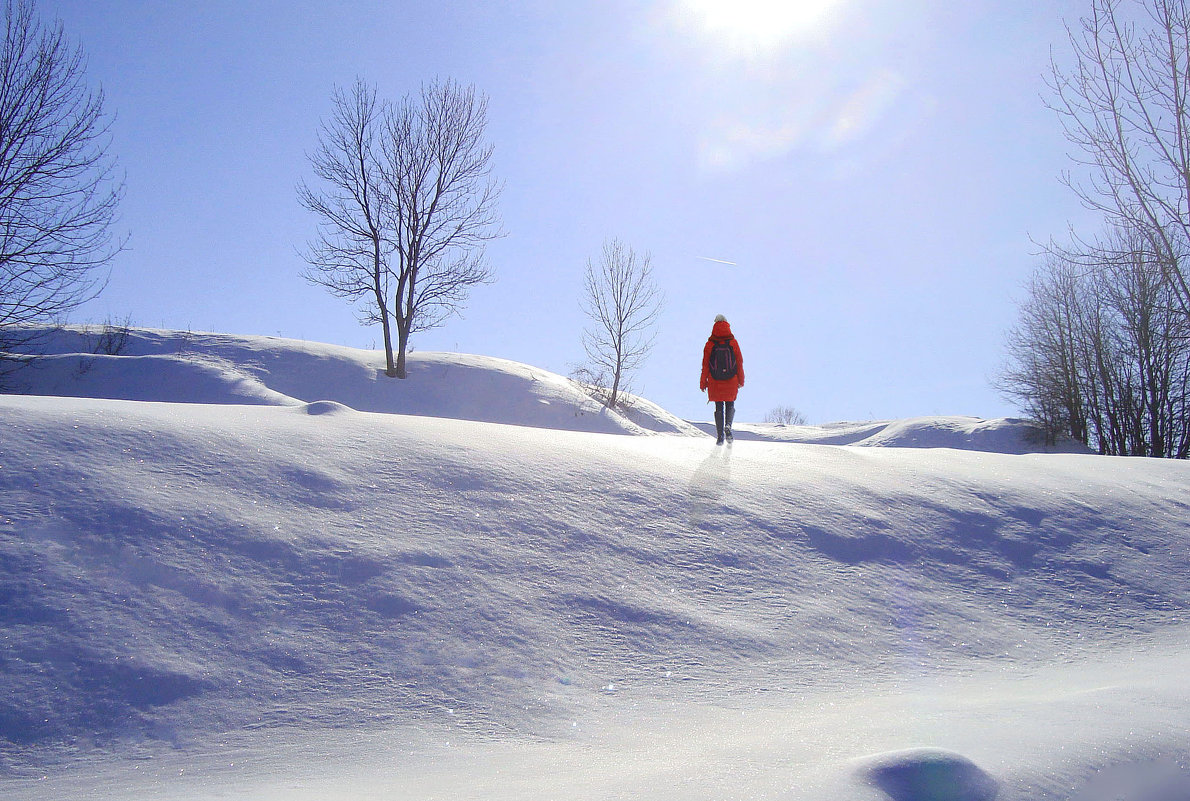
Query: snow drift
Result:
<box><xmin>2</xmin><ymin>326</ymin><xmax>1189</xmax><ymax>800</ymax></box>
<box><xmin>4</xmin><ymin>325</ymin><xmax>698</xmax><ymax>436</ymax></box>
<box><xmin>721</xmin><ymin>416</ymin><xmax>1093</xmax><ymax>454</ymax></box>
<box><xmin>8</xmin><ymin>325</ymin><xmax>1082</xmax><ymax>452</ymax></box>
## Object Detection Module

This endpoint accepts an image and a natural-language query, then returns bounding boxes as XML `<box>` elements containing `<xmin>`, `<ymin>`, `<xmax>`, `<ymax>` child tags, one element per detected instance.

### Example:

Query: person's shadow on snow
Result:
<box><xmin>687</xmin><ymin>446</ymin><xmax>732</xmax><ymax>530</ymax></box>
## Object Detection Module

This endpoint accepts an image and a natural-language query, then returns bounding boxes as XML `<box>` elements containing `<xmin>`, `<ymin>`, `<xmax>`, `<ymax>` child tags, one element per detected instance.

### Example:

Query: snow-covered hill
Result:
<box><xmin>698</xmin><ymin>416</ymin><xmax>1092</xmax><ymax>454</ymax></box>
<box><xmin>3</xmin><ymin>326</ymin><xmax>698</xmax><ymax>436</ymax></box>
<box><xmin>2</xmin><ymin>327</ymin><xmax>1189</xmax><ymax>800</ymax></box>
<box><xmin>7</xmin><ymin>325</ymin><xmax>1083</xmax><ymax>452</ymax></box>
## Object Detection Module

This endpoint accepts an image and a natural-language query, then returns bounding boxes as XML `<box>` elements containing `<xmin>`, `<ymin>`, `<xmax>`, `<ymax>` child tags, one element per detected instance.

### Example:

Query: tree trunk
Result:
<box><xmin>380</xmin><ymin>312</ymin><xmax>398</xmax><ymax>377</ymax></box>
<box><xmin>393</xmin><ymin>320</ymin><xmax>410</xmax><ymax>379</ymax></box>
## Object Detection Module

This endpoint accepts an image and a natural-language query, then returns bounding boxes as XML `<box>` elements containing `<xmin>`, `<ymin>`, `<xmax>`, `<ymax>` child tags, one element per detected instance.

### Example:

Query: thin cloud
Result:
<box><xmin>698</xmin><ymin>118</ymin><xmax>807</xmax><ymax>173</ymax></box>
<box><xmin>823</xmin><ymin>69</ymin><xmax>906</xmax><ymax>150</ymax></box>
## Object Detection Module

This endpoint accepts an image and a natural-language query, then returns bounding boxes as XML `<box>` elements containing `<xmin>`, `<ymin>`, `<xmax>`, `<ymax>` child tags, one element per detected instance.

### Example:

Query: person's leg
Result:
<box><xmin>725</xmin><ymin>401</ymin><xmax>735</xmax><ymax>442</ymax></box>
<box><xmin>714</xmin><ymin>401</ymin><xmax>725</xmax><ymax>443</ymax></box>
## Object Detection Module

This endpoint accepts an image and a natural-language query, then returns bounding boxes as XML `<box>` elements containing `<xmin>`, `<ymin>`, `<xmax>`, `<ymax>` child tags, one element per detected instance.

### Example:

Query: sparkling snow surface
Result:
<box><xmin>2</xmin><ymin>328</ymin><xmax>1189</xmax><ymax>800</ymax></box>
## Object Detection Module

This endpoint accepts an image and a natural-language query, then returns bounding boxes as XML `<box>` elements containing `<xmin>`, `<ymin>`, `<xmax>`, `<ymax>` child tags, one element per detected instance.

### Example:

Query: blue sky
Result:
<box><xmin>45</xmin><ymin>0</ymin><xmax>1097</xmax><ymax>424</ymax></box>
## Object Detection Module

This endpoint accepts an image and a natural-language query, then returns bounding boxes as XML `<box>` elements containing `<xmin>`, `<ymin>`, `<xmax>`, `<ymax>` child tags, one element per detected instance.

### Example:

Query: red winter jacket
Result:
<box><xmin>700</xmin><ymin>319</ymin><xmax>744</xmax><ymax>402</ymax></box>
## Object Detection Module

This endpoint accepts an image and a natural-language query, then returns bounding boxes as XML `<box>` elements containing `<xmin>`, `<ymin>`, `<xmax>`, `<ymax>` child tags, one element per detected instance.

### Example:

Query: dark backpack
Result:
<box><xmin>708</xmin><ymin>337</ymin><xmax>737</xmax><ymax>381</ymax></box>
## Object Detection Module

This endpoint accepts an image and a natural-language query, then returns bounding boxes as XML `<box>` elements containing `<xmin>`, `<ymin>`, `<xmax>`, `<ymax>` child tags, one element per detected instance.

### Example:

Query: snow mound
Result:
<box><xmin>4</xmin><ymin>325</ymin><xmax>698</xmax><ymax>435</ymax></box>
<box><xmin>11</xmin><ymin>352</ymin><xmax>299</xmax><ymax>407</ymax></box>
<box><xmin>300</xmin><ymin>400</ymin><xmax>352</xmax><ymax>416</ymax></box>
<box><xmin>719</xmin><ymin>415</ymin><xmax>1092</xmax><ymax>454</ymax></box>
<box><xmin>856</xmin><ymin>748</ymin><xmax>998</xmax><ymax>801</ymax></box>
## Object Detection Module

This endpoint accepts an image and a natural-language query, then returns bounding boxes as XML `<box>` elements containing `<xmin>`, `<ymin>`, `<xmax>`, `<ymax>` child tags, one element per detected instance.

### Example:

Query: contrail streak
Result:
<box><xmin>697</xmin><ymin>256</ymin><xmax>737</xmax><ymax>266</ymax></box>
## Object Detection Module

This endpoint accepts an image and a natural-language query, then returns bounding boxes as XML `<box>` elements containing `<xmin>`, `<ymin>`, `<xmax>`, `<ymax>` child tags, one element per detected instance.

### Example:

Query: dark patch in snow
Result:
<box><xmin>273</xmin><ymin>466</ymin><xmax>357</xmax><ymax>511</ymax></box>
<box><xmin>1063</xmin><ymin>559</ymin><xmax>1113</xmax><ymax>580</ymax></box>
<box><xmin>712</xmin><ymin>551</ymin><xmax>743</xmax><ymax>569</ymax></box>
<box><xmin>259</xmin><ymin>647</ymin><xmax>314</xmax><ymax>676</ymax></box>
<box><xmin>366</xmin><ymin>593</ymin><xmax>421</xmax><ymax>618</ymax></box>
<box><xmin>398</xmin><ymin>552</ymin><xmax>453</xmax><ymax>569</ymax></box>
<box><xmin>0</xmin><ymin>656</ymin><xmax>211</xmax><ymax>747</ymax></box>
<box><xmin>803</xmin><ymin>526</ymin><xmax>918</xmax><ymax>565</ymax></box>
<box><xmin>859</xmin><ymin>747</ymin><xmax>999</xmax><ymax>801</ymax></box>
<box><xmin>236</xmin><ymin>535</ymin><xmax>301</xmax><ymax>566</ymax></box>
<box><xmin>279</xmin><ymin>466</ymin><xmax>347</xmax><ymax>493</ymax></box>
<box><xmin>763</xmin><ymin>524</ymin><xmax>802</xmax><ymax>542</ymax></box>
<box><xmin>0</xmin><ymin>710</ymin><xmax>50</xmax><ymax>746</ymax></box>
<box><xmin>75</xmin><ymin>658</ymin><xmax>209</xmax><ymax>709</ymax></box>
<box><xmin>945</xmin><ymin>513</ymin><xmax>1042</xmax><ymax>570</ymax></box>
<box><xmin>0</xmin><ymin>580</ymin><xmax>69</xmax><ymax>626</ymax></box>
<box><xmin>560</xmin><ymin>593</ymin><xmax>677</xmax><ymax>627</ymax></box>
<box><xmin>330</xmin><ymin>553</ymin><xmax>387</xmax><ymax>585</ymax></box>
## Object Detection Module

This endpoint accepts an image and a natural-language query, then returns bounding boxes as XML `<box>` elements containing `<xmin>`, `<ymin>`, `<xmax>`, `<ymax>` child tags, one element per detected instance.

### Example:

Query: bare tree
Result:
<box><xmin>0</xmin><ymin>0</ymin><xmax>123</xmax><ymax>362</ymax></box>
<box><xmin>299</xmin><ymin>78</ymin><xmax>501</xmax><ymax>379</ymax></box>
<box><xmin>764</xmin><ymin>406</ymin><xmax>807</xmax><ymax>425</ymax></box>
<box><xmin>578</xmin><ymin>238</ymin><xmax>664</xmax><ymax>410</ymax></box>
<box><xmin>1099</xmin><ymin>226</ymin><xmax>1190</xmax><ymax>455</ymax></box>
<box><xmin>298</xmin><ymin>80</ymin><xmax>397</xmax><ymax>373</ymax></box>
<box><xmin>381</xmin><ymin>79</ymin><xmax>501</xmax><ymax>379</ymax></box>
<box><xmin>1047</xmin><ymin>0</ymin><xmax>1190</xmax><ymax>318</ymax></box>
<box><xmin>1000</xmin><ymin>230</ymin><xmax>1190</xmax><ymax>457</ymax></box>
<box><xmin>1000</xmin><ymin>254</ymin><xmax>1092</xmax><ymax>447</ymax></box>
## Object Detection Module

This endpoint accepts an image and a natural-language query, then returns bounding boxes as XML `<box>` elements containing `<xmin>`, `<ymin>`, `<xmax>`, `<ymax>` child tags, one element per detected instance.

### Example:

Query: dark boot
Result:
<box><xmin>725</xmin><ymin>402</ymin><xmax>735</xmax><ymax>443</ymax></box>
<box><xmin>714</xmin><ymin>404</ymin><xmax>725</xmax><ymax>444</ymax></box>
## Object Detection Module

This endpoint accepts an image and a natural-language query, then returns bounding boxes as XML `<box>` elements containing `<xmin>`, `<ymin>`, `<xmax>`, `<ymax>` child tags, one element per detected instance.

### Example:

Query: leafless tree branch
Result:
<box><xmin>577</xmin><ymin>238</ymin><xmax>664</xmax><ymax>410</ymax></box>
<box><xmin>1047</xmin><ymin>0</ymin><xmax>1190</xmax><ymax>318</ymax></box>
<box><xmin>0</xmin><ymin>0</ymin><xmax>124</xmax><ymax>368</ymax></box>
<box><xmin>999</xmin><ymin>228</ymin><xmax>1190</xmax><ymax>456</ymax></box>
<box><xmin>299</xmin><ymin>77</ymin><xmax>502</xmax><ymax>378</ymax></box>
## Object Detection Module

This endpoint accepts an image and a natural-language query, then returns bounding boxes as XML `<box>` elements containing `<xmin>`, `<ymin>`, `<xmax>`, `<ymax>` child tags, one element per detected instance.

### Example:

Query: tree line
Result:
<box><xmin>1001</xmin><ymin>0</ymin><xmax>1190</xmax><ymax>457</ymax></box>
<box><xmin>1002</xmin><ymin>231</ymin><xmax>1190</xmax><ymax>456</ymax></box>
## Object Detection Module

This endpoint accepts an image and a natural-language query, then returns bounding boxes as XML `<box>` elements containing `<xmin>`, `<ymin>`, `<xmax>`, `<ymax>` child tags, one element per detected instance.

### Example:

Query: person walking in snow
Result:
<box><xmin>700</xmin><ymin>314</ymin><xmax>744</xmax><ymax>445</ymax></box>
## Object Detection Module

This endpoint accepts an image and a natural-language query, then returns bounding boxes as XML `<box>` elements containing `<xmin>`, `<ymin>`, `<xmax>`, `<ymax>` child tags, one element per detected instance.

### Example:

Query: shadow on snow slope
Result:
<box><xmin>2</xmin><ymin>394</ymin><xmax>1189</xmax><ymax>777</ymax></box>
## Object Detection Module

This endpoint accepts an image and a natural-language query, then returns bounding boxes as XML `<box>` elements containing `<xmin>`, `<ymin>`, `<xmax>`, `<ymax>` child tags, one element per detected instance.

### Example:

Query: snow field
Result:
<box><xmin>2</xmin><ymin>327</ymin><xmax>1190</xmax><ymax>799</ymax></box>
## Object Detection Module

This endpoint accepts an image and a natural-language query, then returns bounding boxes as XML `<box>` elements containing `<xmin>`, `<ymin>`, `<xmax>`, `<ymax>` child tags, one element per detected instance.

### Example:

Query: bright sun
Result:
<box><xmin>681</xmin><ymin>0</ymin><xmax>845</xmax><ymax>51</ymax></box>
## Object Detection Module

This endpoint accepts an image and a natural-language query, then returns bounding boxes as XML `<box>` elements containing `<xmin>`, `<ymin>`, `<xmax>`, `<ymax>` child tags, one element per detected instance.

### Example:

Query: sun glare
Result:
<box><xmin>681</xmin><ymin>0</ymin><xmax>845</xmax><ymax>51</ymax></box>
